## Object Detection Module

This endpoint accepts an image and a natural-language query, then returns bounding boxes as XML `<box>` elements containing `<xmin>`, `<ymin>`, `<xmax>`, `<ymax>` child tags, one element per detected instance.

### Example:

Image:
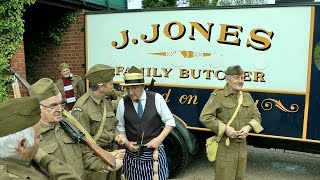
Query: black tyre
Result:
<box><xmin>163</xmin><ymin>128</ymin><xmax>190</xmax><ymax>177</ymax></box>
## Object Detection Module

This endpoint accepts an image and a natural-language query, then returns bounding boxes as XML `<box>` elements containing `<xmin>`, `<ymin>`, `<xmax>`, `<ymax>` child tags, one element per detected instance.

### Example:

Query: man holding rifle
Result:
<box><xmin>0</xmin><ymin>97</ymin><xmax>81</xmax><ymax>179</ymax></box>
<box><xmin>29</xmin><ymin>78</ymin><xmax>123</xmax><ymax>180</ymax></box>
<box><xmin>72</xmin><ymin>64</ymin><xmax>127</xmax><ymax>180</ymax></box>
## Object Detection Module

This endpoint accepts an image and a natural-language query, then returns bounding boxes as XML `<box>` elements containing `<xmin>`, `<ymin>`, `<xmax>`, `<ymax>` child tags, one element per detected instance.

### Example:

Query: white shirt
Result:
<box><xmin>116</xmin><ymin>90</ymin><xmax>176</xmax><ymax>132</ymax></box>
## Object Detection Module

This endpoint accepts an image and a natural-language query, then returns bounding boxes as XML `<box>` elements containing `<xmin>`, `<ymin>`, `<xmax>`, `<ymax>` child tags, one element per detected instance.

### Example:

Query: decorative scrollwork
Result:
<box><xmin>261</xmin><ymin>98</ymin><xmax>299</xmax><ymax>112</ymax></box>
<box><xmin>149</xmin><ymin>50</ymin><xmax>211</xmax><ymax>58</ymax></box>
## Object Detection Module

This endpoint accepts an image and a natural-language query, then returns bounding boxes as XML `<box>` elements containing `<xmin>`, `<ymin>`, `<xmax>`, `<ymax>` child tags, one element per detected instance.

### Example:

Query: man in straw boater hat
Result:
<box><xmin>72</xmin><ymin>64</ymin><xmax>126</xmax><ymax>180</ymax></box>
<box><xmin>29</xmin><ymin>78</ymin><xmax>123</xmax><ymax>180</ymax></box>
<box><xmin>115</xmin><ymin>66</ymin><xmax>176</xmax><ymax>180</ymax></box>
<box><xmin>200</xmin><ymin>65</ymin><xmax>263</xmax><ymax>180</ymax></box>
<box><xmin>0</xmin><ymin>97</ymin><xmax>81</xmax><ymax>179</ymax></box>
<box><xmin>55</xmin><ymin>62</ymin><xmax>85</xmax><ymax>111</ymax></box>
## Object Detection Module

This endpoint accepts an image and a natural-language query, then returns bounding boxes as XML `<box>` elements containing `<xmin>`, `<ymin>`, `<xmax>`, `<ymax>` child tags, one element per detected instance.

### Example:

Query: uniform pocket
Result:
<box><xmin>222</xmin><ymin>100</ymin><xmax>237</xmax><ymax>120</ymax></box>
<box><xmin>62</xmin><ymin>135</ymin><xmax>82</xmax><ymax>158</ymax></box>
<box><xmin>41</xmin><ymin>141</ymin><xmax>58</xmax><ymax>154</ymax></box>
<box><xmin>241</xmin><ymin>101</ymin><xmax>253</xmax><ymax>120</ymax></box>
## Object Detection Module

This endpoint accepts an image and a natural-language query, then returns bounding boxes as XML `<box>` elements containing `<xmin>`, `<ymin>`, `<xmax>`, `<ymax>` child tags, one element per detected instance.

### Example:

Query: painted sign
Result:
<box><xmin>87</xmin><ymin>6</ymin><xmax>312</xmax><ymax>94</ymax></box>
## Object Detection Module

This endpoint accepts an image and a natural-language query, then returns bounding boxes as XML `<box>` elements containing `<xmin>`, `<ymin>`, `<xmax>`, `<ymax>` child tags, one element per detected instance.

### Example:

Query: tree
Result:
<box><xmin>142</xmin><ymin>0</ymin><xmax>177</xmax><ymax>8</ymax></box>
<box><xmin>217</xmin><ymin>0</ymin><xmax>268</xmax><ymax>6</ymax></box>
<box><xmin>189</xmin><ymin>0</ymin><xmax>217</xmax><ymax>7</ymax></box>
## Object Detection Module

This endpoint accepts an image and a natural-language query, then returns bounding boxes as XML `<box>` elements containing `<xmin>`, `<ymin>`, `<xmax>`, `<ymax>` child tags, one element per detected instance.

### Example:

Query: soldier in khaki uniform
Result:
<box><xmin>200</xmin><ymin>65</ymin><xmax>263</xmax><ymax>180</ymax></box>
<box><xmin>55</xmin><ymin>63</ymin><xmax>85</xmax><ymax>111</ymax></box>
<box><xmin>29</xmin><ymin>78</ymin><xmax>123</xmax><ymax>180</ymax></box>
<box><xmin>0</xmin><ymin>97</ymin><xmax>81</xmax><ymax>180</ymax></box>
<box><xmin>72</xmin><ymin>64</ymin><xmax>126</xmax><ymax>180</ymax></box>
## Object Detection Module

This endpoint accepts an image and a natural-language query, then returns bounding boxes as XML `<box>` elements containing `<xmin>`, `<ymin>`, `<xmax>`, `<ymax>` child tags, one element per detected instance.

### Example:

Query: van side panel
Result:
<box><xmin>307</xmin><ymin>6</ymin><xmax>320</xmax><ymax>141</ymax></box>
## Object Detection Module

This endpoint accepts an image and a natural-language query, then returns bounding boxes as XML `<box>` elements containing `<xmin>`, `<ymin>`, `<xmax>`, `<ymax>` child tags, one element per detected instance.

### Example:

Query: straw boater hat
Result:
<box><xmin>120</xmin><ymin>66</ymin><xmax>145</xmax><ymax>86</ymax></box>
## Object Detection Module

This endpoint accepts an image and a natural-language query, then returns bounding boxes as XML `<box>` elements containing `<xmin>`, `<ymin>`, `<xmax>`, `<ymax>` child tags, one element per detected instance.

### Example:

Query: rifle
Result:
<box><xmin>9</xmin><ymin>67</ymin><xmax>116</xmax><ymax>168</ymax></box>
<box><xmin>59</xmin><ymin>119</ymin><xmax>116</xmax><ymax>168</ymax></box>
<box><xmin>147</xmin><ymin>78</ymin><xmax>156</xmax><ymax>92</ymax></box>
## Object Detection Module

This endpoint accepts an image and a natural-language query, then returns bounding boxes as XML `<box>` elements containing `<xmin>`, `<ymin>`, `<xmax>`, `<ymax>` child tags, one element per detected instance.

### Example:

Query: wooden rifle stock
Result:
<box><xmin>81</xmin><ymin>138</ymin><xmax>116</xmax><ymax>168</ymax></box>
<box><xmin>9</xmin><ymin>67</ymin><xmax>116</xmax><ymax>168</ymax></box>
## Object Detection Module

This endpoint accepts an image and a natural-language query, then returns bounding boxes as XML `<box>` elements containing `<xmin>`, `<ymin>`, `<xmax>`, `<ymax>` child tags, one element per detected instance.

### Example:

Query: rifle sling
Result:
<box><xmin>62</xmin><ymin>109</ymin><xmax>96</xmax><ymax>144</ymax></box>
<box><xmin>93</xmin><ymin>100</ymin><xmax>107</xmax><ymax>141</ymax></box>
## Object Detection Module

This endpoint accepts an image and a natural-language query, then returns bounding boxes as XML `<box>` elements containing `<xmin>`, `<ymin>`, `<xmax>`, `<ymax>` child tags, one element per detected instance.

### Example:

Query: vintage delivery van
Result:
<box><xmin>85</xmin><ymin>3</ymin><xmax>320</xmax><ymax>175</ymax></box>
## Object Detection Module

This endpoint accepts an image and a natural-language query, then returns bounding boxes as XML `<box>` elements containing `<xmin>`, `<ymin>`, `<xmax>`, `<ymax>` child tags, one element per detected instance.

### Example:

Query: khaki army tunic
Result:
<box><xmin>200</xmin><ymin>85</ymin><xmax>263</xmax><ymax>180</ymax></box>
<box><xmin>0</xmin><ymin>155</ymin><xmax>81</xmax><ymax>180</ymax></box>
<box><xmin>72</xmin><ymin>89</ymin><xmax>119</xmax><ymax>150</ymax></box>
<box><xmin>55</xmin><ymin>75</ymin><xmax>85</xmax><ymax>105</ymax></box>
<box><xmin>40</xmin><ymin>121</ymin><xmax>109</xmax><ymax>179</ymax></box>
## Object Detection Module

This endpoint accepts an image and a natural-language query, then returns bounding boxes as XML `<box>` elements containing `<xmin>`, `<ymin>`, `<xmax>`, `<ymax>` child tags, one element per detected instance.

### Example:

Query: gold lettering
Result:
<box><xmin>153</xmin><ymin>68</ymin><xmax>162</xmax><ymax>77</ymax></box>
<box><xmin>111</xmin><ymin>30</ymin><xmax>129</xmax><ymax>49</ymax></box>
<box><xmin>162</xmin><ymin>89</ymin><xmax>172</xmax><ymax>102</ymax></box>
<box><xmin>164</xmin><ymin>21</ymin><xmax>186</xmax><ymax>40</ymax></box>
<box><xmin>203</xmin><ymin>70</ymin><xmax>213</xmax><ymax>79</ymax></box>
<box><xmin>214</xmin><ymin>70</ymin><xmax>225</xmax><ymax>80</ymax></box>
<box><xmin>254</xmin><ymin>100</ymin><xmax>259</xmax><ymax>106</ymax></box>
<box><xmin>246</xmin><ymin>28</ymin><xmax>274</xmax><ymax>51</ymax></box>
<box><xmin>244</xmin><ymin>71</ymin><xmax>252</xmax><ymax>81</ymax></box>
<box><xmin>179</xmin><ymin>95</ymin><xmax>199</xmax><ymax>105</ymax></box>
<box><xmin>189</xmin><ymin>22</ymin><xmax>214</xmax><ymax>41</ymax></box>
<box><xmin>253</xmin><ymin>72</ymin><xmax>266</xmax><ymax>82</ymax></box>
<box><xmin>162</xmin><ymin>68</ymin><xmax>172</xmax><ymax>78</ymax></box>
<box><xmin>115</xmin><ymin>67</ymin><xmax>125</xmax><ymax>75</ymax></box>
<box><xmin>191</xmin><ymin>69</ymin><xmax>201</xmax><ymax>79</ymax></box>
<box><xmin>217</xmin><ymin>24</ymin><xmax>243</xmax><ymax>46</ymax></box>
<box><xmin>141</xmin><ymin>24</ymin><xmax>160</xmax><ymax>43</ymax></box>
<box><xmin>179</xmin><ymin>69</ymin><xmax>189</xmax><ymax>78</ymax></box>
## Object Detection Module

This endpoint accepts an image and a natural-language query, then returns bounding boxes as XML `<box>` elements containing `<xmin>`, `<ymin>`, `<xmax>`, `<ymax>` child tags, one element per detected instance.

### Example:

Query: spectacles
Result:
<box><xmin>40</xmin><ymin>103</ymin><xmax>65</xmax><ymax>110</ymax></box>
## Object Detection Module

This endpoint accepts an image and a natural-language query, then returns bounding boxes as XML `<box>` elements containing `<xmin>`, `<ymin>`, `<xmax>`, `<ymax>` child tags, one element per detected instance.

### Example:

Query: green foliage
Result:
<box><xmin>0</xmin><ymin>0</ymin><xmax>36</xmax><ymax>102</ymax></box>
<box><xmin>314</xmin><ymin>42</ymin><xmax>320</xmax><ymax>70</ymax></box>
<box><xmin>25</xmin><ymin>12</ymin><xmax>76</xmax><ymax>76</ymax></box>
<box><xmin>142</xmin><ymin>0</ymin><xmax>177</xmax><ymax>8</ymax></box>
<box><xmin>189</xmin><ymin>0</ymin><xmax>217</xmax><ymax>7</ymax></box>
<box><xmin>218</xmin><ymin>0</ymin><xmax>267</xmax><ymax>6</ymax></box>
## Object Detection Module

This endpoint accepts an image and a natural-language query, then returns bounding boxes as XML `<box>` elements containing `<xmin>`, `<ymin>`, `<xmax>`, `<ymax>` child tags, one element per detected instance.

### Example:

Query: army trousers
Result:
<box><xmin>214</xmin><ymin>138</ymin><xmax>247</xmax><ymax>180</ymax></box>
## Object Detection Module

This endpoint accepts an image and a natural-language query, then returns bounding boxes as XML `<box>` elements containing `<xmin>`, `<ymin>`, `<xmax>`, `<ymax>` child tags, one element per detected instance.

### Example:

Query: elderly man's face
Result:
<box><xmin>227</xmin><ymin>75</ymin><xmax>244</xmax><ymax>93</ymax></box>
<box><xmin>61</xmin><ymin>68</ymin><xmax>71</xmax><ymax>78</ymax></box>
<box><xmin>27</xmin><ymin>121</ymin><xmax>42</xmax><ymax>160</ymax></box>
<box><xmin>125</xmin><ymin>85</ymin><xmax>144</xmax><ymax>101</ymax></box>
<box><xmin>40</xmin><ymin>93</ymin><xmax>63</xmax><ymax>124</ymax></box>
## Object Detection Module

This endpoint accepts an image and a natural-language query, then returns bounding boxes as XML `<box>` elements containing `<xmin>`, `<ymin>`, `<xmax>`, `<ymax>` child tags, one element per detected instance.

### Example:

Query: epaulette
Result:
<box><xmin>73</xmin><ymin>107</ymin><xmax>83</xmax><ymax>112</ymax></box>
<box><xmin>75</xmin><ymin>93</ymin><xmax>90</xmax><ymax>106</ymax></box>
<box><xmin>211</xmin><ymin>89</ymin><xmax>223</xmax><ymax>96</ymax></box>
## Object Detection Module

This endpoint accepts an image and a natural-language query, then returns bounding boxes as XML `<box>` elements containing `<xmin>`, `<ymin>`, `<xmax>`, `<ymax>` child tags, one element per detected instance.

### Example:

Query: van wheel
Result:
<box><xmin>163</xmin><ymin>128</ymin><xmax>189</xmax><ymax>177</ymax></box>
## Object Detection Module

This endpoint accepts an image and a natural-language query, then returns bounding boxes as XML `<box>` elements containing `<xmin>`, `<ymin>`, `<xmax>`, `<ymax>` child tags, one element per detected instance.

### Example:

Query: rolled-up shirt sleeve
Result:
<box><xmin>116</xmin><ymin>98</ymin><xmax>125</xmax><ymax>132</ymax></box>
<box><xmin>155</xmin><ymin>93</ymin><xmax>176</xmax><ymax>127</ymax></box>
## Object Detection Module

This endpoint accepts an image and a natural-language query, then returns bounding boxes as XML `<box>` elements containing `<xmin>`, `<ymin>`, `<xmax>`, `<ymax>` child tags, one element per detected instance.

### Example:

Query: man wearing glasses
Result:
<box><xmin>115</xmin><ymin>66</ymin><xmax>176</xmax><ymax>180</ymax></box>
<box><xmin>0</xmin><ymin>97</ymin><xmax>81</xmax><ymax>179</ymax></box>
<box><xmin>29</xmin><ymin>78</ymin><xmax>122</xmax><ymax>180</ymax></box>
<box><xmin>200</xmin><ymin>65</ymin><xmax>263</xmax><ymax>180</ymax></box>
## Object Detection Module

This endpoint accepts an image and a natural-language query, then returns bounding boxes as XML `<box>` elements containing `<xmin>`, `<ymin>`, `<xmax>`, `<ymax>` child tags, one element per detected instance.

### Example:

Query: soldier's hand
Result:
<box><xmin>115</xmin><ymin>134</ymin><xmax>127</xmax><ymax>145</ymax></box>
<box><xmin>107</xmin><ymin>158</ymin><xmax>123</xmax><ymax>171</ymax></box>
<box><xmin>225</xmin><ymin>126</ymin><xmax>239</xmax><ymax>139</ymax></box>
<box><xmin>237</xmin><ymin>125</ymin><xmax>251</xmax><ymax>139</ymax></box>
<box><xmin>114</xmin><ymin>149</ymin><xmax>126</xmax><ymax>160</ymax></box>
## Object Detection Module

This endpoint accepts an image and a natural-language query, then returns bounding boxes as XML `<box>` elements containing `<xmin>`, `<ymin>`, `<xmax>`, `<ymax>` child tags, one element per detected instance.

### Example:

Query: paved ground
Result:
<box><xmin>170</xmin><ymin>145</ymin><xmax>320</xmax><ymax>180</ymax></box>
